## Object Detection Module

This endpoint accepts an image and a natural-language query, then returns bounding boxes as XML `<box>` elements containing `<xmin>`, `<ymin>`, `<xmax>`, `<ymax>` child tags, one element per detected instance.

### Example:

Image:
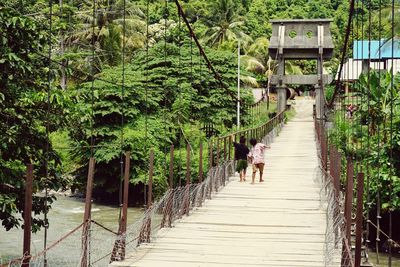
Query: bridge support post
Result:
<box><xmin>207</xmin><ymin>139</ymin><xmax>213</xmax><ymax>199</ymax></box>
<box><xmin>184</xmin><ymin>143</ymin><xmax>191</xmax><ymax>216</ymax></box>
<box><xmin>329</xmin><ymin>146</ymin><xmax>341</xmax><ymax>201</ymax></box>
<box><xmin>199</xmin><ymin>142</ymin><xmax>203</xmax><ymax>183</ymax></box>
<box><xmin>315</xmin><ymin>85</ymin><xmax>324</xmax><ymax>120</ymax></box>
<box><xmin>147</xmin><ymin>149</ymin><xmax>154</xmax><ymax>209</ymax></box>
<box><xmin>215</xmin><ymin>139</ymin><xmax>220</xmax><ymax>192</ymax></box>
<box><xmin>22</xmin><ymin>163</ymin><xmax>33</xmax><ymax>267</ymax></box>
<box><xmin>341</xmin><ymin>157</ymin><xmax>354</xmax><ymax>266</ymax></box>
<box><xmin>355</xmin><ymin>172</ymin><xmax>365</xmax><ymax>267</ymax></box>
<box><xmin>344</xmin><ymin>158</ymin><xmax>354</xmax><ymax>242</ymax></box>
<box><xmin>196</xmin><ymin>141</ymin><xmax>204</xmax><ymax>207</ymax></box>
<box><xmin>222</xmin><ymin>138</ymin><xmax>226</xmax><ymax>186</ymax></box>
<box><xmin>110</xmin><ymin>152</ymin><xmax>131</xmax><ymax>262</ymax></box>
<box><xmin>223</xmin><ymin>137</ymin><xmax>227</xmax><ymax>162</ymax></box>
<box><xmin>162</xmin><ymin>145</ymin><xmax>174</xmax><ymax>228</ymax></box>
<box><xmin>216</xmin><ymin>139</ymin><xmax>220</xmax><ymax>166</ymax></box>
<box><xmin>169</xmin><ymin>145</ymin><xmax>174</xmax><ymax>188</ymax></box>
<box><xmin>228</xmin><ymin>136</ymin><xmax>232</xmax><ymax>160</ymax></box>
<box><xmin>209</xmin><ymin>139</ymin><xmax>213</xmax><ymax>168</ymax></box>
<box><xmin>277</xmin><ymin>86</ymin><xmax>287</xmax><ymax>113</ymax></box>
<box><xmin>138</xmin><ymin>150</ymin><xmax>154</xmax><ymax>245</ymax></box>
<box><xmin>329</xmin><ymin>145</ymin><xmax>342</xmax><ymax>247</ymax></box>
<box><xmin>320</xmin><ymin>125</ymin><xmax>328</xmax><ymax>171</ymax></box>
<box><xmin>81</xmin><ymin>157</ymin><xmax>95</xmax><ymax>267</ymax></box>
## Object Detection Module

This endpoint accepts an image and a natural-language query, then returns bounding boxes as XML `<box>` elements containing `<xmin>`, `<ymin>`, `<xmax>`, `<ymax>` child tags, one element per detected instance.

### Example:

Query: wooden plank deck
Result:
<box><xmin>112</xmin><ymin>99</ymin><xmax>327</xmax><ymax>267</ymax></box>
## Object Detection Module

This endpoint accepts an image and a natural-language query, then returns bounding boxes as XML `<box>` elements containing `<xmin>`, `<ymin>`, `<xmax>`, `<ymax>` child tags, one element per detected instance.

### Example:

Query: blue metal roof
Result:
<box><xmin>353</xmin><ymin>40</ymin><xmax>400</xmax><ymax>59</ymax></box>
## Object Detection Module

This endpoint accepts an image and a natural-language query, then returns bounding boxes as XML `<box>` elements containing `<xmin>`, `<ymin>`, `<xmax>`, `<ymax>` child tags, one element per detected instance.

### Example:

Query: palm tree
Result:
<box><xmin>246</xmin><ymin>37</ymin><xmax>270</xmax><ymax>65</ymax></box>
<box><xmin>370</xmin><ymin>4</ymin><xmax>400</xmax><ymax>49</ymax></box>
<box><xmin>382</xmin><ymin>4</ymin><xmax>400</xmax><ymax>39</ymax></box>
<box><xmin>241</xmin><ymin>37</ymin><xmax>303</xmax><ymax>80</ymax></box>
<box><xmin>202</xmin><ymin>0</ymin><xmax>251</xmax><ymax>48</ymax></box>
<box><xmin>66</xmin><ymin>0</ymin><xmax>146</xmax><ymax>67</ymax></box>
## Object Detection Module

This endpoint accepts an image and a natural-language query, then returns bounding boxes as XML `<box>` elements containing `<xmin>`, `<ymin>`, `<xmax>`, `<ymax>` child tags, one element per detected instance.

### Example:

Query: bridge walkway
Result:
<box><xmin>112</xmin><ymin>99</ymin><xmax>327</xmax><ymax>267</ymax></box>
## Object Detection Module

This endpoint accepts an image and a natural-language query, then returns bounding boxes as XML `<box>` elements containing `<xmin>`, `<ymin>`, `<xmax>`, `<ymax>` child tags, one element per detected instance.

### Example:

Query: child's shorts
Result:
<box><xmin>252</xmin><ymin>163</ymin><xmax>265</xmax><ymax>173</ymax></box>
<box><xmin>236</xmin><ymin>160</ymin><xmax>248</xmax><ymax>172</ymax></box>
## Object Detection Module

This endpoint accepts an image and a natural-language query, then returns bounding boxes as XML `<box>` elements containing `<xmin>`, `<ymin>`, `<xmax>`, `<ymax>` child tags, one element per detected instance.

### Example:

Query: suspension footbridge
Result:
<box><xmin>2</xmin><ymin>0</ymin><xmax>400</xmax><ymax>265</ymax></box>
<box><xmin>110</xmin><ymin>100</ymin><xmax>331</xmax><ymax>267</ymax></box>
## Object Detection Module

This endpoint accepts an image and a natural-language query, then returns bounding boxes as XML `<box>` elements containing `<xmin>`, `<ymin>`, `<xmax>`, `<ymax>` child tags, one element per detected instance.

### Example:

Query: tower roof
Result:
<box><xmin>269</xmin><ymin>19</ymin><xmax>334</xmax><ymax>59</ymax></box>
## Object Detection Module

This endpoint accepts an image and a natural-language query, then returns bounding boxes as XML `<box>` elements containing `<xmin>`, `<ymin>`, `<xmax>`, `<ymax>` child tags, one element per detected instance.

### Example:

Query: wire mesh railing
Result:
<box><xmin>2</xmin><ymin>111</ymin><xmax>286</xmax><ymax>267</ymax></box>
<box><xmin>315</xmin><ymin>121</ymin><xmax>354</xmax><ymax>267</ymax></box>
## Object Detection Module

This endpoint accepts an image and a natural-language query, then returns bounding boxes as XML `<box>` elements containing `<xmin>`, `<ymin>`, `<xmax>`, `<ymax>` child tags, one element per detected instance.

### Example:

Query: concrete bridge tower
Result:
<box><xmin>268</xmin><ymin>19</ymin><xmax>334</xmax><ymax>119</ymax></box>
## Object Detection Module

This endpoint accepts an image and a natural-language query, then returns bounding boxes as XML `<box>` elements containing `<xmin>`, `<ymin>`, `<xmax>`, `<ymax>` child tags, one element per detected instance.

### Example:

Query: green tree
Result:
<box><xmin>68</xmin><ymin>41</ymin><xmax>253</xmax><ymax>202</ymax></box>
<box><xmin>246</xmin><ymin>0</ymin><xmax>275</xmax><ymax>39</ymax></box>
<box><xmin>0</xmin><ymin>7</ymin><xmax>69</xmax><ymax>231</ymax></box>
<box><xmin>66</xmin><ymin>0</ymin><xmax>146</xmax><ymax>68</ymax></box>
<box><xmin>202</xmin><ymin>0</ymin><xmax>251</xmax><ymax>48</ymax></box>
<box><xmin>330</xmin><ymin>70</ymin><xmax>400</xmax><ymax>212</ymax></box>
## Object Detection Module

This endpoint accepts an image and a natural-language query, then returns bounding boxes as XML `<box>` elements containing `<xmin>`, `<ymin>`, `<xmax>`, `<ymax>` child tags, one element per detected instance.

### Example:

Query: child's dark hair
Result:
<box><xmin>239</xmin><ymin>136</ymin><xmax>246</xmax><ymax>144</ymax></box>
<box><xmin>250</xmin><ymin>138</ymin><xmax>257</xmax><ymax>146</ymax></box>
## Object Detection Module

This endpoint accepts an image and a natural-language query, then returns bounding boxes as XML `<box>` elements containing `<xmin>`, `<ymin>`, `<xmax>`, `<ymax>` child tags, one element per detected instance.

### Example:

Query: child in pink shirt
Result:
<box><xmin>248</xmin><ymin>138</ymin><xmax>269</xmax><ymax>184</ymax></box>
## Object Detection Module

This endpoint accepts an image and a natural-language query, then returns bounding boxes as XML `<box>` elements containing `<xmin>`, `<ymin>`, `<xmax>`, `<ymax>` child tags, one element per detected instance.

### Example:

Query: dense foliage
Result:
<box><xmin>0</xmin><ymin>7</ymin><xmax>69</xmax><ymax>231</ymax></box>
<box><xmin>68</xmin><ymin>41</ymin><xmax>253</xmax><ymax>201</ymax></box>
<box><xmin>330</xmin><ymin>70</ymin><xmax>400</xmax><ymax>213</ymax></box>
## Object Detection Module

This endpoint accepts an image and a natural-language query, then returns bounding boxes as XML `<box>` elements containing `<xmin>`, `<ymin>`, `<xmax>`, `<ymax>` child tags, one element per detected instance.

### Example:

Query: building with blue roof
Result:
<box><xmin>353</xmin><ymin>40</ymin><xmax>400</xmax><ymax>60</ymax></box>
<box><xmin>337</xmin><ymin>40</ymin><xmax>400</xmax><ymax>82</ymax></box>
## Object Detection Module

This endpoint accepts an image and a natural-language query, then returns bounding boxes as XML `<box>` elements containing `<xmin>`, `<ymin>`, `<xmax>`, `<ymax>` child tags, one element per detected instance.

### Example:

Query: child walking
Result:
<box><xmin>248</xmin><ymin>138</ymin><xmax>269</xmax><ymax>184</ymax></box>
<box><xmin>233</xmin><ymin>136</ymin><xmax>250</xmax><ymax>182</ymax></box>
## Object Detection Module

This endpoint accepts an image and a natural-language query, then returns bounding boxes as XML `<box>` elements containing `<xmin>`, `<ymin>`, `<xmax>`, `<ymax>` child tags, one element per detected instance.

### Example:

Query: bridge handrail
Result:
<box><xmin>314</xmin><ymin>120</ymin><xmax>354</xmax><ymax>267</ymax></box>
<box><xmin>207</xmin><ymin>110</ymin><xmax>284</xmax><ymax>165</ymax></box>
<box><xmin>106</xmin><ymin>111</ymin><xmax>286</xmax><ymax>265</ymax></box>
<box><xmin>220</xmin><ymin>110</ymin><xmax>284</xmax><ymax>139</ymax></box>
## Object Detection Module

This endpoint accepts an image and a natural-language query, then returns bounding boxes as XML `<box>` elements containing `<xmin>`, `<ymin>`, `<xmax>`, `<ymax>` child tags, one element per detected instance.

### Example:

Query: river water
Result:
<box><xmin>0</xmin><ymin>196</ymin><xmax>143</xmax><ymax>262</ymax></box>
<box><xmin>1</xmin><ymin>196</ymin><xmax>399</xmax><ymax>266</ymax></box>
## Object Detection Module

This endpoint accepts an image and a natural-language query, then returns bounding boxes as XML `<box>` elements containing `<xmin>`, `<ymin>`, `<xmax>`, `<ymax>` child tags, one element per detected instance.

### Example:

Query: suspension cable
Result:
<box><xmin>359</xmin><ymin>0</ymin><xmax>364</xmax><ymax>169</ymax></box>
<box><xmin>177</xmin><ymin>7</ymin><xmax>183</xmax><ymax>187</ymax></box>
<box><xmin>144</xmin><ymin>0</ymin><xmax>150</xmax><ymax>207</ymax></box>
<box><xmin>364</xmin><ymin>0</ymin><xmax>372</xmax><ymax>258</ymax></box>
<box><xmin>43</xmin><ymin>0</ymin><xmax>53</xmax><ymax>265</ymax></box>
<box><xmin>328</xmin><ymin>0</ymin><xmax>356</xmax><ymax>107</ymax></box>
<box><xmin>90</xmin><ymin>0</ymin><xmax>97</xmax><ymax>156</ymax></box>
<box><xmin>173</xmin><ymin>0</ymin><xmax>239</xmax><ymax>102</ymax></box>
<box><xmin>349</xmin><ymin>0</ymin><xmax>360</xmax><ymax>161</ymax></box>
<box><xmin>118</xmin><ymin>0</ymin><xmax>127</xmax><ymax>228</ymax></box>
<box><xmin>162</xmin><ymin>0</ymin><xmax>169</xmax><ymax>187</ymax></box>
<box><xmin>87</xmin><ymin>1</ymin><xmax>98</xmax><ymax>265</ymax></box>
<box><xmin>375</xmin><ymin>0</ymin><xmax>383</xmax><ymax>262</ymax></box>
<box><xmin>388</xmin><ymin>1</ymin><xmax>395</xmax><ymax>265</ymax></box>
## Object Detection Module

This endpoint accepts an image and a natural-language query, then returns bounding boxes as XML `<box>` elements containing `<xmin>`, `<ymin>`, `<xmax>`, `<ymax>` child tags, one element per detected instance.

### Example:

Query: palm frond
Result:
<box><xmin>241</xmin><ymin>55</ymin><xmax>266</xmax><ymax>74</ymax></box>
<box><xmin>240</xmin><ymin>75</ymin><xmax>259</xmax><ymax>87</ymax></box>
